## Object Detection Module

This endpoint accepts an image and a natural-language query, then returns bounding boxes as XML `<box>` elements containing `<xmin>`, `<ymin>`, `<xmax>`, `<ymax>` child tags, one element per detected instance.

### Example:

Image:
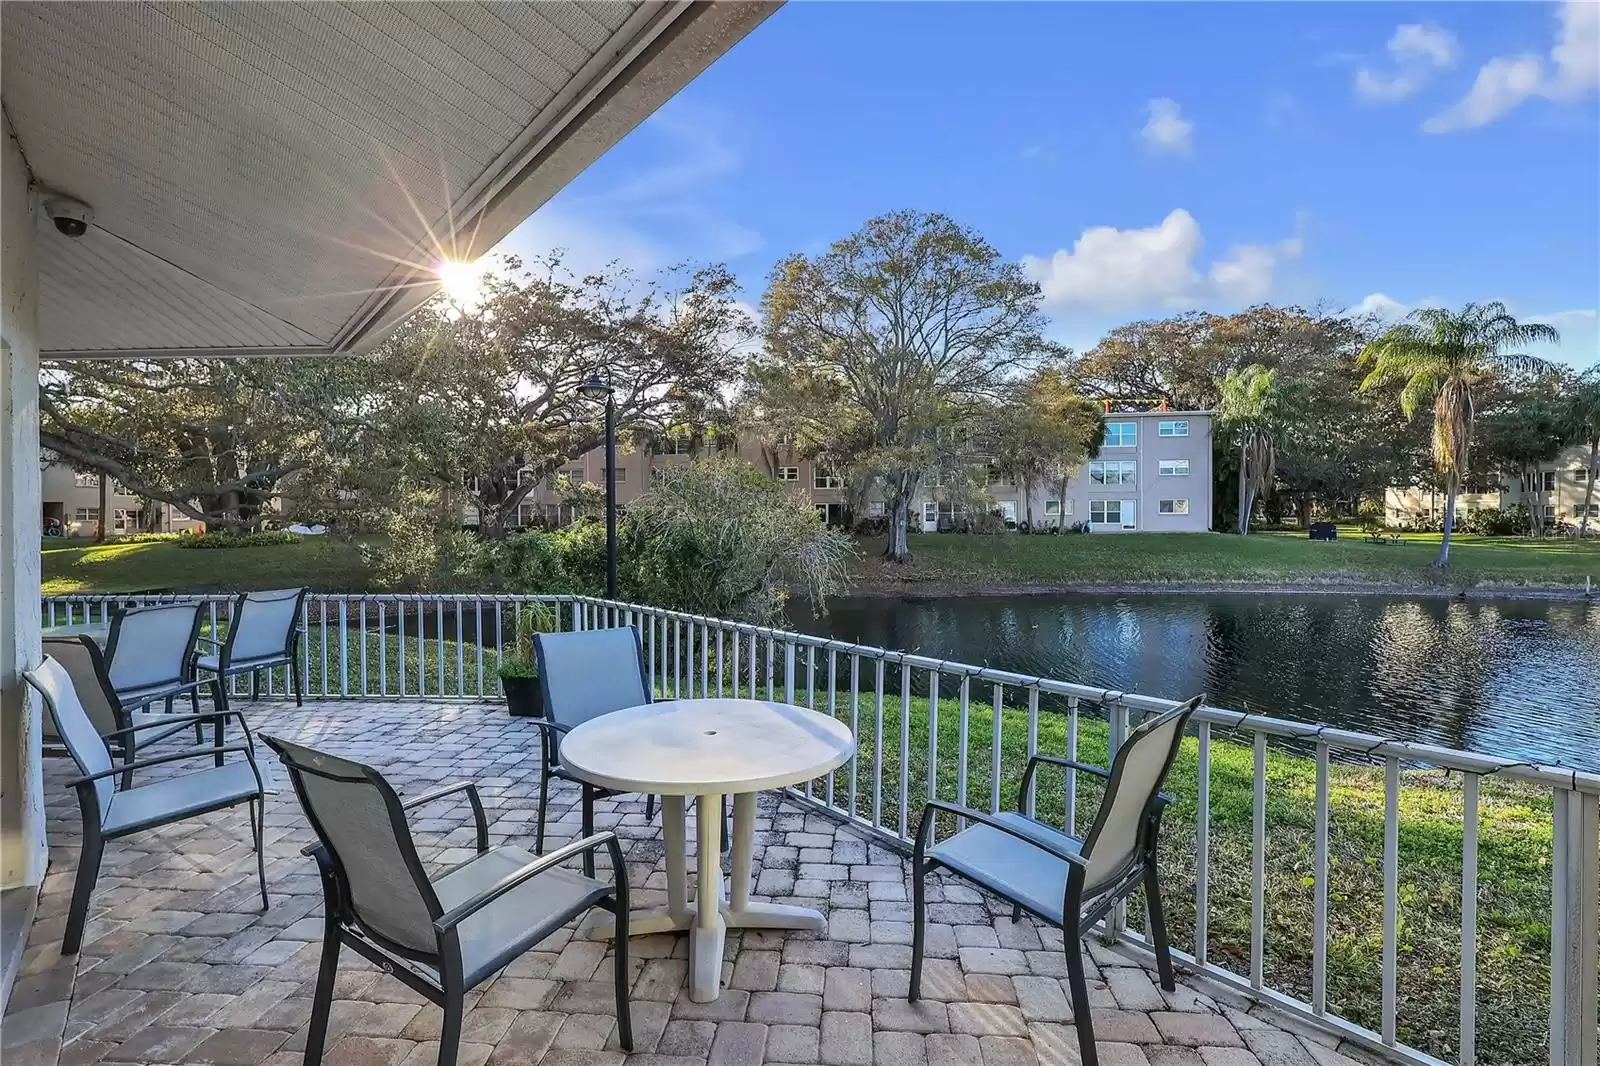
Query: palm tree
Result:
<box><xmin>1561</xmin><ymin>369</ymin><xmax>1600</xmax><ymax>536</ymax></box>
<box><xmin>1360</xmin><ymin>302</ymin><xmax>1557</xmax><ymax>566</ymax></box>
<box><xmin>1217</xmin><ymin>365</ymin><xmax>1285</xmax><ymax>535</ymax></box>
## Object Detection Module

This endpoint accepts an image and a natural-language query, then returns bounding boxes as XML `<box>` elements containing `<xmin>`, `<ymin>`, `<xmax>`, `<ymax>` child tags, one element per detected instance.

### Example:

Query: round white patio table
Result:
<box><xmin>560</xmin><ymin>698</ymin><xmax>855</xmax><ymax>1002</ymax></box>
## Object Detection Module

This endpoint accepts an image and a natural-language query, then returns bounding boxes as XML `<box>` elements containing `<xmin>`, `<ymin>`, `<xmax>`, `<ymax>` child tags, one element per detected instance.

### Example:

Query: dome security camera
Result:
<box><xmin>44</xmin><ymin>196</ymin><xmax>94</xmax><ymax>238</ymax></box>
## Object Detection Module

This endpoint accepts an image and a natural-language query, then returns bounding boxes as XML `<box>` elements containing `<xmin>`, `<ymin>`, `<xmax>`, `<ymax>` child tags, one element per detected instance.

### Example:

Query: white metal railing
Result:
<box><xmin>39</xmin><ymin>592</ymin><xmax>1600</xmax><ymax>1066</ymax></box>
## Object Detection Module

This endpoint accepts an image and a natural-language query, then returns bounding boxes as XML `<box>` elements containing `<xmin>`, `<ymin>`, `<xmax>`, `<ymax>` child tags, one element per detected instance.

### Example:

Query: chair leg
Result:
<box><xmin>1143</xmin><ymin>860</ymin><xmax>1177</xmax><ymax>992</ymax></box>
<box><xmin>908</xmin><ymin>860</ymin><xmax>926</xmax><ymax>1002</ymax></box>
<box><xmin>211</xmin><ymin>680</ymin><xmax>227</xmax><ymax>768</ymax></box>
<box><xmin>645</xmin><ymin>793</ymin><xmax>655</xmax><ymax>822</ymax></box>
<box><xmin>437</xmin><ymin>992</ymin><xmax>463</xmax><ymax>1066</ymax></box>
<box><xmin>292</xmin><ymin>657</ymin><xmax>303</xmax><ymax>707</ymax></box>
<box><xmin>63</xmin><ymin>831</ymin><xmax>105</xmax><ymax>954</ymax></box>
<box><xmin>119</xmin><ymin>745</ymin><xmax>135</xmax><ymax>792</ymax></box>
<box><xmin>613</xmin><ymin>903</ymin><xmax>633</xmax><ymax>1051</ymax></box>
<box><xmin>535</xmin><ymin>771</ymin><xmax>550</xmax><ymax>855</ymax></box>
<box><xmin>305</xmin><ymin>922</ymin><xmax>342</xmax><ymax>1066</ymax></box>
<box><xmin>1063</xmin><ymin>922</ymin><xmax>1098</xmax><ymax>1066</ymax></box>
<box><xmin>251</xmin><ymin>670</ymin><xmax>261</xmax><ymax>700</ymax></box>
<box><xmin>1011</xmin><ymin>902</ymin><xmax>1022</xmax><ymax>923</ymax></box>
<box><xmin>251</xmin><ymin>798</ymin><xmax>268</xmax><ymax>910</ymax></box>
<box><xmin>581</xmin><ymin>787</ymin><xmax>596</xmax><ymax>879</ymax></box>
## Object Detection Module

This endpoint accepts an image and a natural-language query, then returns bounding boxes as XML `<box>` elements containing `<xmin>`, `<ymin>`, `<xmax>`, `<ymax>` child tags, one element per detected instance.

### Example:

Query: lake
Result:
<box><xmin>792</xmin><ymin>593</ymin><xmax>1600</xmax><ymax>773</ymax></box>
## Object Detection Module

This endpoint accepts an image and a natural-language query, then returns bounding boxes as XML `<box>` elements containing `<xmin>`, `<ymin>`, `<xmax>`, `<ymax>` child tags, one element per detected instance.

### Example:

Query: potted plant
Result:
<box><xmin>498</xmin><ymin>603</ymin><xmax>554</xmax><ymax>717</ymax></box>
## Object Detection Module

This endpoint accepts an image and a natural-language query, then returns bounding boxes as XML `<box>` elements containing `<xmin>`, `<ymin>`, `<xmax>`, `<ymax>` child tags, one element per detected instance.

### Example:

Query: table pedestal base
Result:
<box><xmin>579</xmin><ymin>792</ymin><xmax>822</xmax><ymax>1001</ymax></box>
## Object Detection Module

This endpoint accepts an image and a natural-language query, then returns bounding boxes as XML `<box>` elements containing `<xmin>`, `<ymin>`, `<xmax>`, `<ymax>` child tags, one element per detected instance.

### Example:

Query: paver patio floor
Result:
<box><xmin>4</xmin><ymin>700</ymin><xmax>1374</xmax><ymax>1066</ymax></box>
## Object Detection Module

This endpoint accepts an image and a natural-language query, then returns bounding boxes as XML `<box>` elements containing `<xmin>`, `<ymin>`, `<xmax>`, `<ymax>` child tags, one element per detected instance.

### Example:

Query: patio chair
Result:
<box><xmin>261</xmin><ymin>735</ymin><xmax>633</xmax><ymax>1066</ymax></box>
<box><xmin>103</xmin><ymin>601</ymin><xmax>213</xmax><ymax>729</ymax></box>
<box><xmin>44</xmin><ymin>635</ymin><xmax>217</xmax><ymax>788</ymax></box>
<box><xmin>909</xmin><ymin>694</ymin><xmax>1204</xmax><ymax>1066</ymax></box>
<box><xmin>23</xmin><ymin>655</ymin><xmax>267</xmax><ymax>954</ymax></box>
<box><xmin>532</xmin><ymin>627</ymin><xmax>658</xmax><ymax>877</ymax></box>
<box><xmin>188</xmin><ymin>588</ymin><xmax>307</xmax><ymax>709</ymax></box>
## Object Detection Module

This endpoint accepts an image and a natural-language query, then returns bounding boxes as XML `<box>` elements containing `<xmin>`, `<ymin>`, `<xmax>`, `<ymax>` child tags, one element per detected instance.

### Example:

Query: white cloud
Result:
<box><xmin>1530</xmin><ymin>308</ymin><xmax>1598</xmax><ymax>330</ymax></box>
<box><xmin>1141</xmin><ymin>99</ymin><xmax>1194</xmax><ymax>155</ymax></box>
<box><xmin>1355</xmin><ymin>23</ymin><xmax>1459</xmax><ymax>103</ymax></box>
<box><xmin>1352</xmin><ymin>292</ymin><xmax>1410</xmax><ymax>319</ymax></box>
<box><xmin>1021</xmin><ymin>210</ymin><xmax>1302</xmax><ymax>311</ymax></box>
<box><xmin>1426</xmin><ymin>1</ymin><xmax>1599</xmax><ymax>131</ymax></box>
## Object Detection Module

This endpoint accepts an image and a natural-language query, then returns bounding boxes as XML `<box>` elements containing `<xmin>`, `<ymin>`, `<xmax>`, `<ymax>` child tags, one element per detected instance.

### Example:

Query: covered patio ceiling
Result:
<box><xmin>1</xmin><ymin>1</ymin><xmax>776</xmax><ymax>359</ymax></box>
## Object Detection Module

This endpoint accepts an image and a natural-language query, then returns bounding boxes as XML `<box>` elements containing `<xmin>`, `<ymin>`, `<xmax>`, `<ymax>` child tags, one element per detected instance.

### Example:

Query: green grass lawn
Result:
<box><xmin>41</xmin><ymin>537</ymin><xmax>371</xmax><ymax>594</ymax></box>
<box><xmin>854</xmin><ymin>529</ymin><xmax>1599</xmax><ymax>592</ymax></box>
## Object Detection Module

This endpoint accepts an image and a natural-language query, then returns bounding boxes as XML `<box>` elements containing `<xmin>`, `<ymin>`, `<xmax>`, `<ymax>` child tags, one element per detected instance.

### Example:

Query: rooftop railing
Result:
<box><xmin>40</xmin><ymin>592</ymin><xmax>1599</xmax><ymax>1066</ymax></box>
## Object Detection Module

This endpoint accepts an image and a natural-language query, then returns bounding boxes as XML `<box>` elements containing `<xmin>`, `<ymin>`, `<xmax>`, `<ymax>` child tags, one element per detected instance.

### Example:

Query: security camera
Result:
<box><xmin>44</xmin><ymin>196</ymin><xmax>94</xmax><ymax>238</ymax></box>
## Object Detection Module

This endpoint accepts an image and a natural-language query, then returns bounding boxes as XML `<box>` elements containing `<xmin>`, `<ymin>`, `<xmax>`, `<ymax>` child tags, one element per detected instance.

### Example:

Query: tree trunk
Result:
<box><xmin>1582</xmin><ymin>439</ymin><xmax>1598</xmax><ymax>536</ymax></box>
<box><xmin>1434</xmin><ymin>474</ymin><xmax>1458</xmax><ymax>568</ymax></box>
<box><xmin>885</xmin><ymin>497</ymin><xmax>912</xmax><ymax>562</ymax></box>
<box><xmin>96</xmin><ymin>475</ymin><xmax>108</xmax><ymax>542</ymax></box>
<box><xmin>1022</xmin><ymin>476</ymin><xmax>1034</xmax><ymax>528</ymax></box>
<box><xmin>1236</xmin><ymin>441</ymin><xmax>1250</xmax><ymax>535</ymax></box>
<box><xmin>1056</xmin><ymin>478</ymin><xmax>1069</xmax><ymax>530</ymax></box>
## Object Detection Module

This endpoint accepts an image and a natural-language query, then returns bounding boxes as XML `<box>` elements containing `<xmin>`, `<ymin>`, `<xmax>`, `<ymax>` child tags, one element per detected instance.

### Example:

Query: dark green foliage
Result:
<box><xmin>176</xmin><ymin>530</ymin><xmax>303</xmax><ymax>550</ymax></box>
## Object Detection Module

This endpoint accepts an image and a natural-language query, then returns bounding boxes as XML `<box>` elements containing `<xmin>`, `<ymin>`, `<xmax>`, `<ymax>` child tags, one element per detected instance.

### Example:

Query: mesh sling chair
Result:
<box><xmin>188</xmin><ymin>588</ymin><xmax>307</xmax><ymax>708</ymax></box>
<box><xmin>909</xmin><ymin>694</ymin><xmax>1204</xmax><ymax>1066</ymax></box>
<box><xmin>23</xmin><ymin>655</ymin><xmax>267</xmax><ymax>954</ymax></box>
<box><xmin>44</xmin><ymin>635</ymin><xmax>212</xmax><ymax>788</ymax></box>
<box><xmin>532</xmin><ymin>627</ymin><xmax>659</xmax><ymax>877</ymax></box>
<box><xmin>262</xmin><ymin>736</ymin><xmax>634</xmax><ymax>1066</ymax></box>
<box><xmin>104</xmin><ymin>602</ymin><xmax>215</xmax><ymax>730</ymax></box>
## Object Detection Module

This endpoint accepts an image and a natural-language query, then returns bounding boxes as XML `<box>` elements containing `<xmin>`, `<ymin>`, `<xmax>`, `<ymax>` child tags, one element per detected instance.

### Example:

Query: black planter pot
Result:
<box><xmin>501</xmin><ymin>675</ymin><xmax>544</xmax><ymax>718</ymax></box>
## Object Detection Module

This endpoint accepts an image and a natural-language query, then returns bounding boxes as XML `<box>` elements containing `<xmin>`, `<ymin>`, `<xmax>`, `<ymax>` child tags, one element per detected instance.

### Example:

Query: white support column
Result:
<box><xmin>0</xmin><ymin>112</ymin><xmax>46</xmax><ymax>890</ymax></box>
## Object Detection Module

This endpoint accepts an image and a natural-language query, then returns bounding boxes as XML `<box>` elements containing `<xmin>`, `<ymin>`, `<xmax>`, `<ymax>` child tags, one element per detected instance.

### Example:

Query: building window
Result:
<box><xmin>73</xmin><ymin>507</ymin><xmax>99</xmax><ymax>525</ymax></box>
<box><xmin>73</xmin><ymin>471</ymin><xmax>100</xmax><ymax>488</ymax></box>
<box><xmin>1540</xmin><ymin>471</ymin><xmax>1556</xmax><ymax>491</ymax></box>
<box><xmin>1158</xmin><ymin>499</ymin><xmax>1190</xmax><ymax>515</ymax></box>
<box><xmin>985</xmin><ymin>464</ymin><xmax>1003</xmax><ymax>485</ymax></box>
<box><xmin>662</xmin><ymin>436</ymin><xmax>691</xmax><ymax>455</ymax></box>
<box><xmin>612</xmin><ymin>467</ymin><xmax>626</xmax><ymax>483</ymax></box>
<box><xmin>867</xmin><ymin>500</ymin><xmax>885</xmax><ymax>517</ymax></box>
<box><xmin>923</xmin><ymin>501</ymin><xmax>937</xmax><ymax>525</ymax></box>
<box><xmin>1576</xmin><ymin>467</ymin><xmax>1590</xmax><ymax>483</ymax></box>
<box><xmin>1158</xmin><ymin>420</ymin><xmax>1189</xmax><ymax>438</ymax></box>
<box><xmin>1089</xmin><ymin>500</ymin><xmax>1121</xmax><ymax>526</ymax></box>
<box><xmin>1158</xmin><ymin>459</ymin><xmax>1190</xmax><ymax>477</ymax></box>
<box><xmin>1573</xmin><ymin>504</ymin><xmax>1600</xmax><ymax>518</ymax></box>
<box><xmin>1104</xmin><ymin>421</ymin><xmax>1137</xmax><ymax>448</ymax></box>
<box><xmin>1089</xmin><ymin>460</ymin><xmax>1137</xmax><ymax>486</ymax></box>
<box><xmin>815</xmin><ymin>470</ymin><xmax>844</xmax><ymax>490</ymax></box>
<box><xmin>778</xmin><ymin>467</ymin><xmax>800</xmax><ymax>482</ymax></box>
<box><xmin>1044</xmin><ymin>500</ymin><xmax>1072</xmax><ymax>516</ymax></box>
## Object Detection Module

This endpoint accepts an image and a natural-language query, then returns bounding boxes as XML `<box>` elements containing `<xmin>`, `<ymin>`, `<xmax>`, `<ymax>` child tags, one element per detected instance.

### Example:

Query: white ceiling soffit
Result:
<box><xmin>1</xmin><ymin>1</ymin><xmax>777</xmax><ymax>359</ymax></box>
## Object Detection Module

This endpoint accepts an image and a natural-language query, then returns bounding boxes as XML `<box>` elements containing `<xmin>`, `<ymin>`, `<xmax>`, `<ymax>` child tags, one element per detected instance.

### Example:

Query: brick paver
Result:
<box><xmin>5</xmin><ymin>700</ymin><xmax>1371</xmax><ymax>1066</ymax></box>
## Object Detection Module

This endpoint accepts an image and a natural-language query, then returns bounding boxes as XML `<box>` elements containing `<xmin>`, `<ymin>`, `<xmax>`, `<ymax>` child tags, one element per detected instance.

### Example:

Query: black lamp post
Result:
<box><xmin>578</xmin><ymin>375</ymin><xmax>617</xmax><ymax>599</ymax></box>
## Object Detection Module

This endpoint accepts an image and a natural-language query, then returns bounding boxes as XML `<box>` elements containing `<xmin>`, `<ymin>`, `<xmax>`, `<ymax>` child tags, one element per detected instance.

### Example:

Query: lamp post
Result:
<box><xmin>578</xmin><ymin>375</ymin><xmax>617</xmax><ymax>599</ymax></box>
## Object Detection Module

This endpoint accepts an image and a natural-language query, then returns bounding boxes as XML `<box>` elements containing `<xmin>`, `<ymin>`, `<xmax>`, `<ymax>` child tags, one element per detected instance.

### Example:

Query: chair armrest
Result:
<box><xmin>914</xmin><ymin>800</ymin><xmax>1087</xmax><ymax>868</ymax></box>
<box><xmin>195</xmin><ymin>635</ymin><xmax>224</xmax><ymax>649</ymax></box>
<box><xmin>100</xmin><ymin>709</ymin><xmax>251</xmax><ymax>740</ymax></box>
<box><xmin>1018</xmin><ymin>754</ymin><xmax>1109</xmax><ymax>811</ymax></box>
<box><xmin>402</xmin><ymin>782</ymin><xmax>488</xmax><ymax>852</ymax></box>
<box><xmin>433</xmin><ymin>831</ymin><xmax>625</xmax><ymax>933</ymax></box>
<box><xmin>67</xmin><ymin>743</ymin><xmax>256</xmax><ymax>786</ymax></box>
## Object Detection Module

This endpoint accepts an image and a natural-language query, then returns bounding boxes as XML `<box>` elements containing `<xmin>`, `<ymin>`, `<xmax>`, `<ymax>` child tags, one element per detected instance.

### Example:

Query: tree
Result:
<box><xmin>40</xmin><ymin>357</ymin><xmax>365</xmax><ymax>531</ymax></box>
<box><xmin>1359</xmin><ymin>302</ymin><xmax>1558</xmax><ymax>565</ymax></box>
<box><xmin>988</xmin><ymin>368</ymin><xmax>1104</xmax><ymax>527</ymax></box>
<box><xmin>753</xmin><ymin>211</ymin><xmax>1057</xmax><ymax>562</ymax></box>
<box><xmin>1217</xmin><ymin>365</ymin><xmax>1292</xmax><ymax>534</ymax></box>
<box><xmin>362</xmin><ymin>255</ymin><xmax>750</xmax><ymax>537</ymax></box>
<box><xmin>1559</xmin><ymin>369</ymin><xmax>1600</xmax><ymax>535</ymax></box>
<box><xmin>1475</xmin><ymin>380</ymin><xmax>1566</xmax><ymax>535</ymax></box>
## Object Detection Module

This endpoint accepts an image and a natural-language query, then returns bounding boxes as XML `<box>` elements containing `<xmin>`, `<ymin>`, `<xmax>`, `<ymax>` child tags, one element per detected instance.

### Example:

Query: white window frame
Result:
<box><xmin>866</xmin><ymin>500</ymin><xmax>886</xmax><ymax>517</ymax></box>
<box><xmin>1089</xmin><ymin>460</ymin><xmax>1137</xmax><ymax>486</ymax></box>
<box><xmin>73</xmin><ymin>507</ymin><xmax>99</xmax><ymax>524</ymax></box>
<box><xmin>1158</xmin><ymin>499</ymin><xmax>1190</xmax><ymax>515</ymax></box>
<box><xmin>1104</xmin><ymin>421</ymin><xmax>1137</xmax><ymax>448</ymax></box>
<box><xmin>1089</xmin><ymin>500</ymin><xmax>1121</xmax><ymax>526</ymax></box>
<box><xmin>922</xmin><ymin>501</ymin><xmax>938</xmax><ymax>526</ymax></box>
<box><xmin>73</xmin><ymin>471</ymin><xmax>99</xmax><ymax>488</ymax></box>
<box><xmin>1575</xmin><ymin>467</ymin><xmax>1590</xmax><ymax>483</ymax></box>
<box><xmin>778</xmin><ymin>467</ymin><xmax>800</xmax><ymax>482</ymax></box>
<box><xmin>1158</xmin><ymin>459</ymin><xmax>1190</xmax><ymax>477</ymax></box>
<box><xmin>814</xmin><ymin>470</ymin><xmax>844</xmax><ymax>490</ymax></box>
<box><xmin>1158</xmin><ymin>420</ymin><xmax>1190</xmax><ymax>438</ymax></box>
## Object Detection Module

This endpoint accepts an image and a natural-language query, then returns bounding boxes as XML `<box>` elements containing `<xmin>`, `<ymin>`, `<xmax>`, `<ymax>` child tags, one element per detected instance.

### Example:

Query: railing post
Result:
<box><xmin>1550</xmin><ymin>786</ymin><xmax>1599</xmax><ymax>1066</ymax></box>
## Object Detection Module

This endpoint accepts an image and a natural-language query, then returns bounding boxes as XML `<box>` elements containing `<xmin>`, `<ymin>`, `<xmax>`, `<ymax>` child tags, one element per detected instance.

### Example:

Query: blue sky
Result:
<box><xmin>498</xmin><ymin>1</ymin><xmax>1600</xmax><ymax>369</ymax></box>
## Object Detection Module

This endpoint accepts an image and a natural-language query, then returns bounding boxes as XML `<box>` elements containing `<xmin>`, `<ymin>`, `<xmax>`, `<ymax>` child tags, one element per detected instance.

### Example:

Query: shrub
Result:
<box><xmin>853</xmin><ymin>516</ymin><xmax>889</xmax><ymax>537</ymax></box>
<box><xmin>176</xmin><ymin>530</ymin><xmax>303</xmax><ymax>549</ymax></box>
<box><xmin>496</xmin><ymin>601</ymin><xmax>557</xmax><ymax>680</ymax></box>
<box><xmin>1464</xmin><ymin>505</ymin><xmax>1530</xmax><ymax>537</ymax></box>
<box><xmin>110</xmin><ymin>531</ymin><xmax>183</xmax><ymax>544</ymax></box>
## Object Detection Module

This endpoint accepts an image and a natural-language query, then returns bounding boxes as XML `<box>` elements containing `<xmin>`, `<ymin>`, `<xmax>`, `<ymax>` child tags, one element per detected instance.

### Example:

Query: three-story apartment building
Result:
<box><xmin>1384</xmin><ymin>441</ymin><xmax>1599</xmax><ymax>529</ymax></box>
<box><xmin>40</xmin><ymin>462</ymin><xmax>202</xmax><ymax>537</ymax></box>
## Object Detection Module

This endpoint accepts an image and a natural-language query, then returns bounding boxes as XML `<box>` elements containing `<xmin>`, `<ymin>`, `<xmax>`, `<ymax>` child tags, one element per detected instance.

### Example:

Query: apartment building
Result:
<box><xmin>1384</xmin><ymin>442</ymin><xmax>1599</xmax><ymax>528</ymax></box>
<box><xmin>40</xmin><ymin>462</ymin><xmax>202</xmax><ymax>537</ymax></box>
<box><xmin>489</xmin><ymin>411</ymin><xmax>1214</xmax><ymax>534</ymax></box>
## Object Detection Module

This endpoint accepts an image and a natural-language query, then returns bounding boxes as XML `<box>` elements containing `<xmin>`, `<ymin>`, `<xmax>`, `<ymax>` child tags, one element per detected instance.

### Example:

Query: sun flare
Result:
<box><xmin>437</xmin><ymin>257</ymin><xmax>485</xmax><ymax>306</ymax></box>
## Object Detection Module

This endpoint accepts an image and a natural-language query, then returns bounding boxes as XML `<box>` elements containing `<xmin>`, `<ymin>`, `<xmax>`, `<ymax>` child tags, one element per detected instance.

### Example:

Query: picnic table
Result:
<box><xmin>1365</xmin><ymin>530</ymin><xmax>1402</xmax><ymax>545</ymax></box>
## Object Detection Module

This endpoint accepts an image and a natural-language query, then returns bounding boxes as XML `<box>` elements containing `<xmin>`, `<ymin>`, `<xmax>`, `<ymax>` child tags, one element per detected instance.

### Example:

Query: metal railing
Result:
<box><xmin>40</xmin><ymin>592</ymin><xmax>1600</xmax><ymax>1066</ymax></box>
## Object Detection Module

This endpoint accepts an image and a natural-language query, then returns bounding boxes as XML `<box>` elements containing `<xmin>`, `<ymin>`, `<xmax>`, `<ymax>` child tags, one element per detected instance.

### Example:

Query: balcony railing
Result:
<box><xmin>39</xmin><ymin>592</ymin><xmax>1600</xmax><ymax>1066</ymax></box>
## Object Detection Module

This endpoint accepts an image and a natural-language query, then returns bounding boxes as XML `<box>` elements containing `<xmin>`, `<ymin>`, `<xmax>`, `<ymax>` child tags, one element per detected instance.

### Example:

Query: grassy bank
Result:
<box><xmin>854</xmin><ymin>530</ymin><xmax>1598</xmax><ymax>594</ymax></box>
<box><xmin>42</xmin><ymin>537</ymin><xmax>370</xmax><ymax>594</ymax></box>
<box><xmin>808</xmin><ymin>688</ymin><xmax>1549</xmax><ymax>1065</ymax></box>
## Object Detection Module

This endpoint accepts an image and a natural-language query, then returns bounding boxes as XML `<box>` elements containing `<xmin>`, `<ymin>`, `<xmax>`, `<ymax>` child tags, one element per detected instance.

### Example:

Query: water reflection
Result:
<box><xmin>793</xmin><ymin>593</ymin><xmax>1600</xmax><ymax>772</ymax></box>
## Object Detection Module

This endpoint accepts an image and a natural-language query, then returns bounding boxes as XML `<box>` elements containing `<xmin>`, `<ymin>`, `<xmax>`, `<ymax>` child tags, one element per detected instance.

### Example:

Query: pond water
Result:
<box><xmin>791</xmin><ymin>593</ymin><xmax>1600</xmax><ymax>773</ymax></box>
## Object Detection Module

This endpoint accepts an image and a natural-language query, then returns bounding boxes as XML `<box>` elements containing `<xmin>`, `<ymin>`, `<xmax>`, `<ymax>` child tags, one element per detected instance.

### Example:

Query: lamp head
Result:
<box><xmin>577</xmin><ymin>375</ymin><xmax>613</xmax><ymax>402</ymax></box>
